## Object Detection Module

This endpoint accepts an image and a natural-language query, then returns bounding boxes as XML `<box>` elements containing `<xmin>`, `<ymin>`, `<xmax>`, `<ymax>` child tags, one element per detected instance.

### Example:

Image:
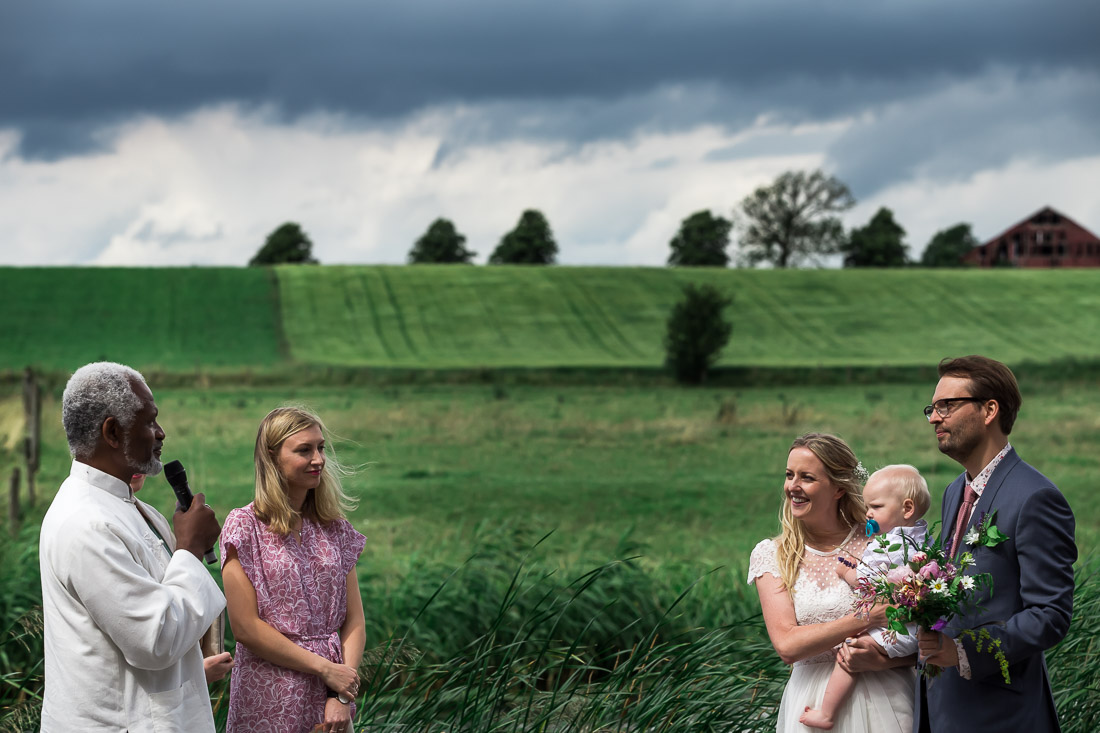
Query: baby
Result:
<box><xmin>799</xmin><ymin>464</ymin><xmax>930</xmax><ymax>730</ymax></box>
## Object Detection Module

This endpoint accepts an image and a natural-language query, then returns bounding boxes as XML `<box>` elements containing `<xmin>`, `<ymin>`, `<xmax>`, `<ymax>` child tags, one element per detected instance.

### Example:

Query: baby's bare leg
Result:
<box><xmin>799</xmin><ymin>661</ymin><xmax>857</xmax><ymax>730</ymax></box>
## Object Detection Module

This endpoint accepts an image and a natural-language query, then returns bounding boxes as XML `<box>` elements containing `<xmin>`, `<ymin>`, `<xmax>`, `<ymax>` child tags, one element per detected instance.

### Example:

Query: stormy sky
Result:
<box><xmin>2</xmin><ymin>0</ymin><xmax>1098</xmax><ymax>266</ymax></box>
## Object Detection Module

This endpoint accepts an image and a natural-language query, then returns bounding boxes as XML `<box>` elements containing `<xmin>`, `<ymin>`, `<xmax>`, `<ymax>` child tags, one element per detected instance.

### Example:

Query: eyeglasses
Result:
<box><xmin>923</xmin><ymin>397</ymin><xmax>985</xmax><ymax>419</ymax></box>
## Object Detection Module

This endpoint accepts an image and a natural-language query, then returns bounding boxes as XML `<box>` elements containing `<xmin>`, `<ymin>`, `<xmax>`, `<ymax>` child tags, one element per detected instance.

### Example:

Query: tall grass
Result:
<box><xmin>352</xmin><ymin>524</ymin><xmax>786</xmax><ymax>731</ymax></box>
<box><xmin>0</xmin><ymin>520</ymin><xmax>44</xmax><ymax>733</ymax></box>
<box><xmin>2</xmin><ymin>520</ymin><xmax>1098</xmax><ymax>731</ymax></box>
<box><xmin>1049</xmin><ymin>558</ymin><xmax>1100</xmax><ymax>733</ymax></box>
<box><xmin>348</xmin><ymin>526</ymin><xmax>1100</xmax><ymax>731</ymax></box>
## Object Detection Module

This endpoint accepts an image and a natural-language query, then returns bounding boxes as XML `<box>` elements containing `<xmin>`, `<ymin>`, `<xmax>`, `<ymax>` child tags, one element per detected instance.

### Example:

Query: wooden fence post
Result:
<box><xmin>8</xmin><ymin>467</ymin><xmax>19</xmax><ymax>535</ymax></box>
<box><xmin>22</xmin><ymin>367</ymin><xmax>41</xmax><ymax>507</ymax></box>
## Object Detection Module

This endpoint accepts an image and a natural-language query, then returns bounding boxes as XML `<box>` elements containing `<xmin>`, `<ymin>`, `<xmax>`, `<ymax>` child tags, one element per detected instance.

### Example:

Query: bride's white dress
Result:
<box><xmin>748</xmin><ymin>532</ymin><xmax>915</xmax><ymax>732</ymax></box>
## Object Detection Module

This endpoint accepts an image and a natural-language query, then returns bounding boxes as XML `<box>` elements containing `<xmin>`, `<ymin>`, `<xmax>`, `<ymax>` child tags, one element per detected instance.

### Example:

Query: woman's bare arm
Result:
<box><xmin>222</xmin><ymin>546</ymin><xmax>358</xmax><ymax>696</ymax></box>
<box><xmin>755</xmin><ymin>573</ymin><xmax>885</xmax><ymax>664</ymax></box>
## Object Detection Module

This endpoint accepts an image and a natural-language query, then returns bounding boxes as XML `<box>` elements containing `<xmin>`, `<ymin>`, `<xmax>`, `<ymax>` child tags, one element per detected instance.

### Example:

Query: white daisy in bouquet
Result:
<box><xmin>846</xmin><ymin>510</ymin><xmax>1011</xmax><ymax>681</ymax></box>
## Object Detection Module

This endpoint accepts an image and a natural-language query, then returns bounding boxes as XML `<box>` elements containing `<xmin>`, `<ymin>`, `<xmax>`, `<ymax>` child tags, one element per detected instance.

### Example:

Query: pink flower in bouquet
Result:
<box><xmin>910</xmin><ymin>551</ymin><xmax>928</xmax><ymax>565</ymax></box>
<box><xmin>886</xmin><ymin>565</ymin><xmax>915</xmax><ymax>585</ymax></box>
<box><xmin>896</xmin><ymin>576</ymin><xmax>927</xmax><ymax>606</ymax></box>
<box><xmin>918</xmin><ymin>561</ymin><xmax>942</xmax><ymax>580</ymax></box>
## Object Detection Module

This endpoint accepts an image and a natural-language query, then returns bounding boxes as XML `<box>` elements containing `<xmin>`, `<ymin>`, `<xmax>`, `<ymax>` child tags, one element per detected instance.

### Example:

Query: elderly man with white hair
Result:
<box><xmin>39</xmin><ymin>362</ymin><xmax>226</xmax><ymax>732</ymax></box>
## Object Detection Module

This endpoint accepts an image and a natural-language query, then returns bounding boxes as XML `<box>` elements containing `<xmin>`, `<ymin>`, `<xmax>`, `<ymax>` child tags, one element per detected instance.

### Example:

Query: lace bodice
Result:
<box><xmin>748</xmin><ymin>529</ymin><xmax>870</xmax><ymax>664</ymax></box>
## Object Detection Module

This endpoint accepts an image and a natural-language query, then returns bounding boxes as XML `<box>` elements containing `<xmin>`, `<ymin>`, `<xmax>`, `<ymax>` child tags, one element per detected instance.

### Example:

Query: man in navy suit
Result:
<box><xmin>915</xmin><ymin>355</ymin><xmax>1076</xmax><ymax>732</ymax></box>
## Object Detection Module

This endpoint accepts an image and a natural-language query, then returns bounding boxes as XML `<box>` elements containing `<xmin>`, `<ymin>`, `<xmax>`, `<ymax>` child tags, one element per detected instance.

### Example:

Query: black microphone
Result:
<box><xmin>163</xmin><ymin>460</ymin><xmax>218</xmax><ymax>565</ymax></box>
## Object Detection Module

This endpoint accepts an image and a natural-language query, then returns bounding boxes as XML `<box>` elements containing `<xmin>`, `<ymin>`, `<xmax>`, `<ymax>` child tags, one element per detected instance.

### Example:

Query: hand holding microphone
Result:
<box><xmin>164</xmin><ymin>460</ymin><xmax>220</xmax><ymax>564</ymax></box>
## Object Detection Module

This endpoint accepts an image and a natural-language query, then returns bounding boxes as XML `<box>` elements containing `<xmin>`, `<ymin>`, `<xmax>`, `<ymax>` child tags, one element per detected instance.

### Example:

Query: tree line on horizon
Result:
<box><xmin>248</xmin><ymin>169</ymin><xmax>978</xmax><ymax>269</ymax></box>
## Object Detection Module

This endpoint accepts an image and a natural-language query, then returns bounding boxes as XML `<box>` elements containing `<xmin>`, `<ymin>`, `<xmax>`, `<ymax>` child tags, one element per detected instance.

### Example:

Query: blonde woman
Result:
<box><xmin>222</xmin><ymin>407</ymin><xmax>366</xmax><ymax>733</ymax></box>
<box><xmin>747</xmin><ymin>433</ymin><xmax>915</xmax><ymax>732</ymax></box>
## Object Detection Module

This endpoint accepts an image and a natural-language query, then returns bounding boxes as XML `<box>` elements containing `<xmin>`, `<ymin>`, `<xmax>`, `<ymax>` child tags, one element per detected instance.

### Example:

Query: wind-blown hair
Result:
<box><xmin>62</xmin><ymin>362</ymin><xmax>146</xmax><ymax>459</ymax></box>
<box><xmin>775</xmin><ymin>432</ymin><xmax>866</xmax><ymax>591</ymax></box>
<box><xmin>253</xmin><ymin>406</ymin><xmax>356</xmax><ymax>536</ymax></box>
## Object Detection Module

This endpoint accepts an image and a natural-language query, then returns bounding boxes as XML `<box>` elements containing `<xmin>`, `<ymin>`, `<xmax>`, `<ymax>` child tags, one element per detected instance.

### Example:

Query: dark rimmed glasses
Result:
<box><xmin>923</xmin><ymin>397</ymin><xmax>985</xmax><ymax>419</ymax></box>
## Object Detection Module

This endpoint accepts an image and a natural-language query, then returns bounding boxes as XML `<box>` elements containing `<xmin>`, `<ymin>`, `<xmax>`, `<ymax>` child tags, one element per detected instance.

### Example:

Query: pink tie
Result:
<box><xmin>951</xmin><ymin>482</ymin><xmax>980</xmax><ymax>554</ymax></box>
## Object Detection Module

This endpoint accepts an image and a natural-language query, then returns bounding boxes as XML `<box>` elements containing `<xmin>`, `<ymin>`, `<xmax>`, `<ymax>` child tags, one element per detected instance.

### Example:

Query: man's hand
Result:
<box><xmin>172</xmin><ymin>492</ymin><xmax>221</xmax><ymax>560</ymax></box>
<box><xmin>204</xmin><ymin>651</ymin><xmax>234</xmax><ymax>684</ymax></box>
<box><xmin>917</xmin><ymin>629</ymin><xmax>960</xmax><ymax>667</ymax></box>
<box><xmin>837</xmin><ymin>634</ymin><xmax>889</xmax><ymax>673</ymax></box>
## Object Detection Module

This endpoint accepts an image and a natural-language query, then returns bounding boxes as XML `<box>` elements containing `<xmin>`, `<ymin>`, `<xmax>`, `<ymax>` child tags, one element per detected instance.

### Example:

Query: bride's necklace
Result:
<box><xmin>804</xmin><ymin>525</ymin><xmax>857</xmax><ymax>556</ymax></box>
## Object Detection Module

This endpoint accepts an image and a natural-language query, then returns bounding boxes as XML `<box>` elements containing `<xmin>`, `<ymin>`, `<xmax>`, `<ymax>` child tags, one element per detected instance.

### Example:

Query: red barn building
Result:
<box><xmin>964</xmin><ymin>207</ymin><xmax>1100</xmax><ymax>268</ymax></box>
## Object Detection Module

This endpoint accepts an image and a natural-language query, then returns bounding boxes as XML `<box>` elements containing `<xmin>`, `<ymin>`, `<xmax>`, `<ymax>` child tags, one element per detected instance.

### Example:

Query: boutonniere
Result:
<box><xmin>963</xmin><ymin>510</ymin><xmax>1009</xmax><ymax>549</ymax></box>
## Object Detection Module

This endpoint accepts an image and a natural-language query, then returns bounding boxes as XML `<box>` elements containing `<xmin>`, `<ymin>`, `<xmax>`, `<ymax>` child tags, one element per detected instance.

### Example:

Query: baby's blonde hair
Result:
<box><xmin>868</xmin><ymin>464</ymin><xmax>930</xmax><ymax>519</ymax></box>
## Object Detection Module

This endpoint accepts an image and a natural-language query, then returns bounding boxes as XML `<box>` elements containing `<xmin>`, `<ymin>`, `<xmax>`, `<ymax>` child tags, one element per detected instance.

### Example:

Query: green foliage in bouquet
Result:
<box><xmin>852</xmin><ymin>512</ymin><xmax>1010</xmax><ymax>680</ymax></box>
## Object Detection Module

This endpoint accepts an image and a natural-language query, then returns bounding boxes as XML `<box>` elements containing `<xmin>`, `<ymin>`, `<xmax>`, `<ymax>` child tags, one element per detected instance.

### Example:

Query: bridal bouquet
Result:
<box><xmin>847</xmin><ymin>511</ymin><xmax>1011</xmax><ymax>682</ymax></box>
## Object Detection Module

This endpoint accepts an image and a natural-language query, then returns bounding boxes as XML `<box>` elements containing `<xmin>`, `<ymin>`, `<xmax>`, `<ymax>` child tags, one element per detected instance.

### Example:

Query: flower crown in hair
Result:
<box><xmin>854</xmin><ymin>461</ymin><xmax>869</xmax><ymax>483</ymax></box>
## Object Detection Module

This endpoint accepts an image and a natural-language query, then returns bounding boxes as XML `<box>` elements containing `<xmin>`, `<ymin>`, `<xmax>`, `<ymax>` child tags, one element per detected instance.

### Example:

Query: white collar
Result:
<box><xmin>70</xmin><ymin>460</ymin><xmax>135</xmax><ymax>502</ymax></box>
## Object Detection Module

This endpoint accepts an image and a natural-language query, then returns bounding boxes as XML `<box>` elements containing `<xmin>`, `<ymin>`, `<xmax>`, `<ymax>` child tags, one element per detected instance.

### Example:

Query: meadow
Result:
<box><xmin>11</xmin><ymin>378</ymin><xmax>1098</xmax><ymax>576</ymax></box>
<box><xmin>0</xmin><ymin>267</ymin><xmax>283</xmax><ymax>372</ymax></box>
<box><xmin>3</xmin><ymin>263</ymin><xmax>1100</xmax><ymax>729</ymax></box>
<box><xmin>2</xmin><ymin>377</ymin><xmax>1098</xmax><ymax>730</ymax></box>
<box><xmin>5</xmin><ymin>266</ymin><xmax>1100</xmax><ymax>373</ymax></box>
<box><xmin>275</xmin><ymin>265</ymin><xmax>1100</xmax><ymax>368</ymax></box>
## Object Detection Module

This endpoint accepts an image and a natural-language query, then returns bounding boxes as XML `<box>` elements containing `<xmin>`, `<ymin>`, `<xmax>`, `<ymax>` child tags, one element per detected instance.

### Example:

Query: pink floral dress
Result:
<box><xmin>222</xmin><ymin>504</ymin><xmax>366</xmax><ymax>733</ymax></box>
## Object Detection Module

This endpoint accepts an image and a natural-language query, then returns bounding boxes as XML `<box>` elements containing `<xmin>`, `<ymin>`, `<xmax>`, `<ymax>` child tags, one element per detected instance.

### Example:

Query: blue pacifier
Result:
<box><xmin>865</xmin><ymin>518</ymin><xmax>880</xmax><ymax>537</ymax></box>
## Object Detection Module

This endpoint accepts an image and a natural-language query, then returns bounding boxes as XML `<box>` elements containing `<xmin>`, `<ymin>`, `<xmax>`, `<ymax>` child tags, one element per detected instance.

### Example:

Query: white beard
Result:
<box><xmin>124</xmin><ymin>435</ymin><xmax>163</xmax><ymax>476</ymax></box>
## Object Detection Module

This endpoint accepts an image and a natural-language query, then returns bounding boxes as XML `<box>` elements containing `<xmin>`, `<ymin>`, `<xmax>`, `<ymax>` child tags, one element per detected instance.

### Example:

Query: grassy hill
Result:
<box><xmin>0</xmin><ymin>267</ymin><xmax>283</xmax><ymax>372</ymax></box>
<box><xmin>4</xmin><ymin>265</ymin><xmax>1100</xmax><ymax>374</ymax></box>
<box><xmin>276</xmin><ymin>266</ymin><xmax>1100</xmax><ymax>369</ymax></box>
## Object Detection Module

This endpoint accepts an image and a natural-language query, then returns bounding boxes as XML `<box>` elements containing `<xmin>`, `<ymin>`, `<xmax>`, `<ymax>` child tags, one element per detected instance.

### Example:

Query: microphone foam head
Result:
<box><xmin>164</xmin><ymin>460</ymin><xmax>186</xmax><ymax>483</ymax></box>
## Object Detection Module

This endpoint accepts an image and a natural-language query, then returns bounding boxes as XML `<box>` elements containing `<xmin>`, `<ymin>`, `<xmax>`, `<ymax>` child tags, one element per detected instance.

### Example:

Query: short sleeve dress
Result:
<box><xmin>748</xmin><ymin>530</ymin><xmax>916</xmax><ymax>732</ymax></box>
<box><xmin>221</xmin><ymin>504</ymin><xmax>366</xmax><ymax>733</ymax></box>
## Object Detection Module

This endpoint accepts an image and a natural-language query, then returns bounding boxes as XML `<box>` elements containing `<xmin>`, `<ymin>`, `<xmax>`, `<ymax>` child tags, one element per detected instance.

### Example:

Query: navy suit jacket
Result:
<box><xmin>916</xmin><ymin>448</ymin><xmax>1076</xmax><ymax>732</ymax></box>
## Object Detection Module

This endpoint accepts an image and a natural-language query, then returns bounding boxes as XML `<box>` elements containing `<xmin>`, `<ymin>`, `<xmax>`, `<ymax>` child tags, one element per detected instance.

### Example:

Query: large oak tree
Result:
<box><xmin>737</xmin><ymin>170</ymin><xmax>855</xmax><ymax>268</ymax></box>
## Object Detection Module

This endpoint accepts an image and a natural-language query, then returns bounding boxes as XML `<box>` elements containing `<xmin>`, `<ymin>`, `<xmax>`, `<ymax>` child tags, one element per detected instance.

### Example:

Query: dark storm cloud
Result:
<box><xmin>3</xmin><ymin>0</ymin><xmax>1098</xmax><ymax>159</ymax></box>
<box><xmin>826</xmin><ymin>68</ymin><xmax>1100</xmax><ymax>194</ymax></box>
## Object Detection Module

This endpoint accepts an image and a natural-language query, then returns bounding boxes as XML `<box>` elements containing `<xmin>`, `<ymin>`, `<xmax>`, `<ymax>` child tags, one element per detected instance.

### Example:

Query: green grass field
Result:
<box><xmin>275</xmin><ymin>265</ymin><xmax>1100</xmax><ymax>368</ymax></box>
<box><xmin>5</xmin><ymin>265</ymin><xmax>1100</xmax><ymax>374</ymax></box>
<box><xmin>5</xmin><ymin>377</ymin><xmax>1099</xmax><ymax>731</ymax></box>
<box><xmin>16</xmin><ymin>378</ymin><xmax>1097</xmax><ymax>580</ymax></box>
<box><xmin>5</xmin><ymin>265</ymin><xmax>1100</xmax><ymax>730</ymax></box>
<box><xmin>0</xmin><ymin>267</ymin><xmax>283</xmax><ymax>372</ymax></box>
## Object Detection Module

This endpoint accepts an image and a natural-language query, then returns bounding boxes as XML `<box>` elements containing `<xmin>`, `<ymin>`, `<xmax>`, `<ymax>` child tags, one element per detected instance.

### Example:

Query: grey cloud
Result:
<box><xmin>826</xmin><ymin>69</ymin><xmax>1100</xmax><ymax>195</ymax></box>
<box><xmin>4</xmin><ymin>0</ymin><xmax>1098</xmax><ymax>159</ymax></box>
<box><xmin>705</xmin><ymin>126</ymin><xmax>841</xmax><ymax>164</ymax></box>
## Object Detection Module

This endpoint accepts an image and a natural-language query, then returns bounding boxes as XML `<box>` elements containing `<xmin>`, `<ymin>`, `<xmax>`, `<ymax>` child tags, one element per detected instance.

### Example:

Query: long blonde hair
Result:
<box><xmin>253</xmin><ymin>406</ymin><xmax>357</xmax><ymax>535</ymax></box>
<box><xmin>775</xmin><ymin>432</ymin><xmax>866</xmax><ymax>590</ymax></box>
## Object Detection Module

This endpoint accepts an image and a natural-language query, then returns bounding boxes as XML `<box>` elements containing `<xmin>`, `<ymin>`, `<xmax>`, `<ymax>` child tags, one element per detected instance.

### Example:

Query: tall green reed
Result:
<box><xmin>0</xmin><ymin>520</ymin><xmax>44</xmax><ymax>733</ymax></box>
<box><xmin>353</xmin><ymin>525</ymin><xmax>787</xmax><ymax>731</ymax></box>
<box><xmin>3</xmin><ymin>516</ymin><xmax>1098</xmax><ymax>732</ymax></box>
<box><xmin>1048</xmin><ymin>557</ymin><xmax>1100</xmax><ymax>733</ymax></box>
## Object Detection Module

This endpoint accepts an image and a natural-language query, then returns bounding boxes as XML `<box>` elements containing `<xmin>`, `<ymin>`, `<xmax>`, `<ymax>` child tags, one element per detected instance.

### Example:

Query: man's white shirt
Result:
<box><xmin>39</xmin><ymin>461</ymin><xmax>225</xmax><ymax>732</ymax></box>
